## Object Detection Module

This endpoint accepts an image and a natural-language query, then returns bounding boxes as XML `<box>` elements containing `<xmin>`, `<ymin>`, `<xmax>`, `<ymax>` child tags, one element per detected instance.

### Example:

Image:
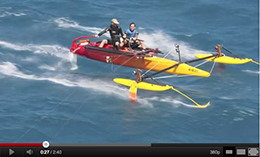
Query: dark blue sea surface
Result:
<box><xmin>0</xmin><ymin>0</ymin><xmax>259</xmax><ymax>143</ymax></box>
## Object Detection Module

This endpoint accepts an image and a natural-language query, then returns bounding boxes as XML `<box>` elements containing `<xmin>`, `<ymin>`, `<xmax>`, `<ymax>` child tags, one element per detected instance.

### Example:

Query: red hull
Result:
<box><xmin>70</xmin><ymin>37</ymin><xmax>150</xmax><ymax>69</ymax></box>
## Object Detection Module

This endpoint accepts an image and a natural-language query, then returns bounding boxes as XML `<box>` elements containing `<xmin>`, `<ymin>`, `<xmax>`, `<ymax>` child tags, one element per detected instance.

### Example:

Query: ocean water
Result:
<box><xmin>0</xmin><ymin>0</ymin><xmax>259</xmax><ymax>143</ymax></box>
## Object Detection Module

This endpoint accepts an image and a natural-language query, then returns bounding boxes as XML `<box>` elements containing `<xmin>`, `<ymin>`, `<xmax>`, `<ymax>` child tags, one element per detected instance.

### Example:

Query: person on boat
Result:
<box><xmin>215</xmin><ymin>44</ymin><xmax>223</xmax><ymax>57</ymax></box>
<box><xmin>95</xmin><ymin>18</ymin><xmax>124</xmax><ymax>50</ymax></box>
<box><xmin>122</xmin><ymin>22</ymin><xmax>146</xmax><ymax>51</ymax></box>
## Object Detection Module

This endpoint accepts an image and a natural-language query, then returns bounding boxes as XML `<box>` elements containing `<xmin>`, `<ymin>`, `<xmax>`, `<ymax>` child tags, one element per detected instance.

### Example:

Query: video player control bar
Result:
<box><xmin>0</xmin><ymin>143</ymin><xmax>258</xmax><ymax>157</ymax></box>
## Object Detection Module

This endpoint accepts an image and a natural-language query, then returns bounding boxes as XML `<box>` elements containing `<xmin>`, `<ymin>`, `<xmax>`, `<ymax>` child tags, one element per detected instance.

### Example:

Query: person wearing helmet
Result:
<box><xmin>95</xmin><ymin>18</ymin><xmax>124</xmax><ymax>50</ymax></box>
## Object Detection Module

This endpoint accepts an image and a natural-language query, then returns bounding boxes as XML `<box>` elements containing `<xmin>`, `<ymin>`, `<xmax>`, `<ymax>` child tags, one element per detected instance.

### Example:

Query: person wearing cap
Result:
<box><xmin>122</xmin><ymin>22</ymin><xmax>146</xmax><ymax>51</ymax></box>
<box><xmin>95</xmin><ymin>18</ymin><xmax>124</xmax><ymax>50</ymax></box>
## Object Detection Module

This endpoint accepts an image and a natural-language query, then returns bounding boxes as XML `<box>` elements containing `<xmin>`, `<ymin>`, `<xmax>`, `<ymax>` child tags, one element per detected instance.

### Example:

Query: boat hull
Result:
<box><xmin>70</xmin><ymin>39</ymin><xmax>210</xmax><ymax>77</ymax></box>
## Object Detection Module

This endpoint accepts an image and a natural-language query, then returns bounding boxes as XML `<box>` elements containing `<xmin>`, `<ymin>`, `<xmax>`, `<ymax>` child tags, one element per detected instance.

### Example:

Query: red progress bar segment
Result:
<box><xmin>0</xmin><ymin>143</ymin><xmax>42</xmax><ymax>147</ymax></box>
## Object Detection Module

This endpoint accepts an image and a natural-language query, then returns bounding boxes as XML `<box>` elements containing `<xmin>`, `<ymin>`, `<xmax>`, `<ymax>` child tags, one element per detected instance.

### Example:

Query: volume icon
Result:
<box><xmin>26</xmin><ymin>149</ymin><xmax>33</xmax><ymax>155</ymax></box>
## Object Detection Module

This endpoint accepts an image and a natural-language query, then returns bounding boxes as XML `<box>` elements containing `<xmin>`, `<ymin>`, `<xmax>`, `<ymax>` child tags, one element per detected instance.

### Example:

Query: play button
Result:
<box><xmin>1</xmin><ymin>148</ymin><xmax>23</xmax><ymax>157</ymax></box>
<box><xmin>9</xmin><ymin>149</ymin><xmax>14</xmax><ymax>156</ymax></box>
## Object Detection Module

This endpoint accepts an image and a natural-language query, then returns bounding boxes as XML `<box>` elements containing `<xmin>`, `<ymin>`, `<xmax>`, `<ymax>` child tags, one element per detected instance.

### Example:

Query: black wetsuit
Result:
<box><xmin>98</xmin><ymin>25</ymin><xmax>124</xmax><ymax>47</ymax></box>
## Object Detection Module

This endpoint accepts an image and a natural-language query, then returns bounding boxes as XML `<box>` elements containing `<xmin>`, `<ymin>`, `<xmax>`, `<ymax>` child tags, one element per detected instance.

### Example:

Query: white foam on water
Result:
<box><xmin>242</xmin><ymin>69</ymin><xmax>259</xmax><ymax>74</ymax></box>
<box><xmin>0</xmin><ymin>11</ymin><xmax>26</xmax><ymax>18</ymax></box>
<box><xmin>53</xmin><ymin>17</ymin><xmax>107</xmax><ymax>36</ymax></box>
<box><xmin>0</xmin><ymin>40</ymin><xmax>70</xmax><ymax>61</ymax></box>
<box><xmin>38</xmin><ymin>65</ymin><xmax>56</xmax><ymax>71</ymax></box>
<box><xmin>139</xmin><ymin>30</ymin><xmax>213</xmax><ymax>60</ymax></box>
<box><xmin>0</xmin><ymin>62</ymin><xmax>201</xmax><ymax>108</ymax></box>
<box><xmin>0</xmin><ymin>62</ymin><xmax>128</xmax><ymax>100</ymax></box>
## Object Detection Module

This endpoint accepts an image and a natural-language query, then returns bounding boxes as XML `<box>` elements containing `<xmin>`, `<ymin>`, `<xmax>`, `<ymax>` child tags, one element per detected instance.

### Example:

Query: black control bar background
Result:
<box><xmin>0</xmin><ymin>143</ymin><xmax>258</xmax><ymax>157</ymax></box>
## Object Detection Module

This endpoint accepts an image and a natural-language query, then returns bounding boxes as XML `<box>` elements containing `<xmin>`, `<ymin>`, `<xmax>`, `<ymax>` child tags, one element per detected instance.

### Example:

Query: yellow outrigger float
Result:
<box><xmin>114</xmin><ymin>77</ymin><xmax>211</xmax><ymax>108</ymax></box>
<box><xmin>195</xmin><ymin>45</ymin><xmax>259</xmax><ymax>65</ymax></box>
<box><xmin>113</xmin><ymin>44</ymin><xmax>259</xmax><ymax>108</ymax></box>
